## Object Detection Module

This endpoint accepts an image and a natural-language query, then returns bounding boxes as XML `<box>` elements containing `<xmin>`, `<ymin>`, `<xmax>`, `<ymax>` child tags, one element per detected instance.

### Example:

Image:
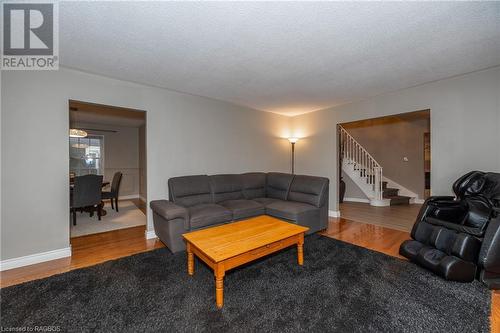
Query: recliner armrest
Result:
<box><xmin>150</xmin><ymin>200</ymin><xmax>189</xmax><ymax>221</ymax></box>
<box><xmin>427</xmin><ymin>196</ymin><xmax>456</xmax><ymax>203</ymax></box>
<box><xmin>493</xmin><ymin>207</ymin><xmax>500</xmax><ymax>217</ymax></box>
<box><xmin>426</xmin><ymin>217</ymin><xmax>485</xmax><ymax>237</ymax></box>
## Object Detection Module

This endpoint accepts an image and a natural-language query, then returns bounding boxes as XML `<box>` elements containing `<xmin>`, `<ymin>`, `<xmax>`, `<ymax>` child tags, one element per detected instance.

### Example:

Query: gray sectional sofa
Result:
<box><xmin>150</xmin><ymin>172</ymin><xmax>329</xmax><ymax>253</ymax></box>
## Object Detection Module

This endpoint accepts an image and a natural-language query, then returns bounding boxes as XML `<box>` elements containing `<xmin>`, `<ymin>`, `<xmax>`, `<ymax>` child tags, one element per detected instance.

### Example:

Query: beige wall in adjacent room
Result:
<box><xmin>1</xmin><ymin>68</ymin><xmax>290</xmax><ymax>261</ymax></box>
<box><xmin>342</xmin><ymin>170</ymin><xmax>367</xmax><ymax>201</ymax></box>
<box><xmin>342</xmin><ymin>116</ymin><xmax>430</xmax><ymax>200</ymax></box>
<box><xmin>72</xmin><ymin>122</ymin><xmax>141</xmax><ymax>198</ymax></box>
<box><xmin>292</xmin><ymin>67</ymin><xmax>500</xmax><ymax>211</ymax></box>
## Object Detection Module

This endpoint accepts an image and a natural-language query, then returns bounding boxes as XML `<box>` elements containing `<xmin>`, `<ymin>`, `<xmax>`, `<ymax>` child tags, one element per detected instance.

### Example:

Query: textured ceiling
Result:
<box><xmin>60</xmin><ymin>2</ymin><xmax>500</xmax><ymax>116</ymax></box>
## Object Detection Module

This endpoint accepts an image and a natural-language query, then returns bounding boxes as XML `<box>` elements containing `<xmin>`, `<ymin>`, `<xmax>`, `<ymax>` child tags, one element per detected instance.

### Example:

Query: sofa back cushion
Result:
<box><xmin>266</xmin><ymin>172</ymin><xmax>294</xmax><ymax>200</ymax></box>
<box><xmin>209</xmin><ymin>174</ymin><xmax>244</xmax><ymax>203</ymax></box>
<box><xmin>288</xmin><ymin>175</ymin><xmax>329</xmax><ymax>207</ymax></box>
<box><xmin>168</xmin><ymin>175</ymin><xmax>212</xmax><ymax>207</ymax></box>
<box><xmin>241</xmin><ymin>172</ymin><xmax>266</xmax><ymax>199</ymax></box>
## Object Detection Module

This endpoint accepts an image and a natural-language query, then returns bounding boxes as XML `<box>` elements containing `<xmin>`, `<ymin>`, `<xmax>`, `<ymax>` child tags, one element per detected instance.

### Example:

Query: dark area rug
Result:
<box><xmin>0</xmin><ymin>235</ymin><xmax>491</xmax><ymax>332</ymax></box>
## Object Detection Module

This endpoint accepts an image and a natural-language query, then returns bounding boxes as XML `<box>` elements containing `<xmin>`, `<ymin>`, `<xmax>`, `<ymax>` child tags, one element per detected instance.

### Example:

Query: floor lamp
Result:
<box><xmin>288</xmin><ymin>137</ymin><xmax>299</xmax><ymax>174</ymax></box>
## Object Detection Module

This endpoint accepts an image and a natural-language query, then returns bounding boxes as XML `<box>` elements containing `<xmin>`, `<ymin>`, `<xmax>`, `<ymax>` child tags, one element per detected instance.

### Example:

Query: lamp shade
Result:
<box><xmin>288</xmin><ymin>137</ymin><xmax>299</xmax><ymax>143</ymax></box>
<box><xmin>69</xmin><ymin>129</ymin><xmax>88</xmax><ymax>138</ymax></box>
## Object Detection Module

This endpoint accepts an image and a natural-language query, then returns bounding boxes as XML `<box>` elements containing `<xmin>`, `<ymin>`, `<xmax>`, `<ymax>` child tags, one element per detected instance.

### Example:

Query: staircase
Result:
<box><xmin>339</xmin><ymin>125</ymin><xmax>413</xmax><ymax>207</ymax></box>
<box><xmin>381</xmin><ymin>181</ymin><xmax>411</xmax><ymax>206</ymax></box>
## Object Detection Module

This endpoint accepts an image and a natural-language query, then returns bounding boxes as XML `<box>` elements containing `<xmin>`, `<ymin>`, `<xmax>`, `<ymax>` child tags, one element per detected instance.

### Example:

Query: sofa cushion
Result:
<box><xmin>210</xmin><ymin>174</ymin><xmax>244</xmax><ymax>203</ymax></box>
<box><xmin>219</xmin><ymin>199</ymin><xmax>265</xmax><ymax>220</ymax></box>
<box><xmin>241</xmin><ymin>172</ymin><xmax>266</xmax><ymax>199</ymax></box>
<box><xmin>266</xmin><ymin>200</ymin><xmax>317</xmax><ymax>221</ymax></box>
<box><xmin>188</xmin><ymin>204</ymin><xmax>232</xmax><ymax>230</ymax></box>
<box><xmin>253</xmin><ymin>197</ymin><xmax>279</xmax><ymax>206</ymax></box>
<box><xmin>168</xmin><ymin>175</ymin><xmax>212</xmax><ymax>207</ymax></box>
<box><xmin>266</xmin><ymin>172</ymin><xmax>294</xmax><ymax>200</ymax></box>
<box><xmin>288</xmin><ymin>175</ymin><xmax>329</xmax><ymax>207</ymax></box>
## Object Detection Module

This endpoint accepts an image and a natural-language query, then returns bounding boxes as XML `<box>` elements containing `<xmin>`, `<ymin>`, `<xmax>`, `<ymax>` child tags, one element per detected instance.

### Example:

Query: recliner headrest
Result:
<box><xmin>452</xmin><ymin>171</ymin><xmax>485</xmax><ymax>199</ymax></box>
<box><xmin>481</xmin><ymin>172</ymin><xmax>500</xmax><ymax>207</ymax></box>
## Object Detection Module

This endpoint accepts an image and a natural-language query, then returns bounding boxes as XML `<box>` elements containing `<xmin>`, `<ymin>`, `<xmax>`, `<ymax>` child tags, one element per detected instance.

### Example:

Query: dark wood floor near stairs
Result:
<box><xmin>340</xmin><ymin>201</ymin><xmax>421</xmax><ymax>231</ymax></box>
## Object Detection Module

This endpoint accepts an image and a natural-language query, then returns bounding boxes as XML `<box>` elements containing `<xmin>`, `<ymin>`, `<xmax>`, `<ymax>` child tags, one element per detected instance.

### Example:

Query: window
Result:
<box><xmin>69</xmin><ymin>135</ymin><xmax>104</xmax><ymax>176</ymax></box>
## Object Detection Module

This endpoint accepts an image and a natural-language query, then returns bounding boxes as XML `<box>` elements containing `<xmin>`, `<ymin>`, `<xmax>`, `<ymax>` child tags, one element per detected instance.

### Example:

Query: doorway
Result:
<box><xmin>68</xmin><ymin>100</ymin><xmax>147</xmax><ymax>238</ymax></box>
<box><xmin>338</xmin><ymin>109</ymin><xmax>430</xmax><ymax>231</ymax></box>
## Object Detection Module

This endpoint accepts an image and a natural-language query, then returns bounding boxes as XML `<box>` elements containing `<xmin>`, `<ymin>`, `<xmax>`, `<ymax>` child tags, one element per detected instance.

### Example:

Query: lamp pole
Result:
<box><xmin>288</xmin><ymin>138</ymin><xmax>299</xmax><ymax>174</ymax></box>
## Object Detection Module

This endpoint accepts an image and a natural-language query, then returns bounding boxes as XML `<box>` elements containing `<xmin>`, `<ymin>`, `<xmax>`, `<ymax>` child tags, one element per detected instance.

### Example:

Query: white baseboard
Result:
<box><xmin>139</xmin><ymin>195</ymin><xmax>147</xmax><ymax>203</ymax></box>
<box><xmin>145</xmin><ymin>229</ymin><xmax>157</xmax><ymax>240</ymax></box>
<box><xmin>0</xmin><ymin>246</ymin><xmax>72</xmax><ymax>271</ymax></box>
<box><xmin>412</xmin><ymin>198</ymin><xmax>425</xmax><ymax>204</ymax></box>
<box><xmin>119</xmin><ymin>194</ymin><xmax>139</xmax><ymax>200</ymax></box>
<box><xmin>343</xmin><ymin>197</ymin><xmax>370</xmax><ymax>204</ymax></box>
<box><xmin>329</xmin><ymin>210</ymin><xmax>341</xmax><ymax>218</ymax></box>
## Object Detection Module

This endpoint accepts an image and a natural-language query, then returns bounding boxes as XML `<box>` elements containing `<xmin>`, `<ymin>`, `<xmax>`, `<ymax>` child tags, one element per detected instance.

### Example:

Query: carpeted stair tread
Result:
<box><xmin>383</xmin><ymin>187</ymin><xmax>399</xmax><ymax>198</ymax></box>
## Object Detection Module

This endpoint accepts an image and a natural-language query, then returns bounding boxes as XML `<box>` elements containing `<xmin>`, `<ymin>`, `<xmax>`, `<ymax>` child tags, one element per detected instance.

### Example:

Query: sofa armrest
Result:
<box><xmin>150</xmin><ymin>200</ymin><xmax>189</xmax><ymax>221</ymax></box>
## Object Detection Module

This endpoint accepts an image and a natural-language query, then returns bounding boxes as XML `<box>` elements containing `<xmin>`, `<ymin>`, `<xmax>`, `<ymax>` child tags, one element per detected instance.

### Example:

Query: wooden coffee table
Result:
<box><xmin>182</xmin><ymin>215</ymin><xmax>309</xmax><ymax>309</ymax></box>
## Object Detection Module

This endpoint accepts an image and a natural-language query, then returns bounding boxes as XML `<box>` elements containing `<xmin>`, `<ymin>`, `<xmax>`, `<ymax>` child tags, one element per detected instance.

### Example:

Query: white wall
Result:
<box><xmin>139</xmin><ymin>124</ymin><xmax>147</xmax><ymax>202</ymax></box>
<box><xmin>292</xmin><ymin>67</ymin><xmax>500</xmax><ymax>211</ymax></box>
<box><xmin>2</xmin><ymin>66</ymin><xmax>498</xmax><ymax>261</ymax></box>
<box><xmin>1</xmin><ymin>68</ymin><xmax>291</xmax><ymax>261</ymax></box>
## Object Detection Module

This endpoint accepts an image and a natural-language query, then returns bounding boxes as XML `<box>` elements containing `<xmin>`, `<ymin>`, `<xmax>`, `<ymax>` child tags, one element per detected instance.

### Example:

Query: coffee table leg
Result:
<box><xmin>187</xmin><ymin>243</ymin><xmax>194</xmax><ymax>276</ymax></box>
<box><xmin>215</xmin><ymin>264</ymin><xmax>225</xmax><ymax>309</ymax></box>
<box><xmin>297</xmin><ymin>234</ymin><xmax>304</xmax><ymax>266</ymax></box>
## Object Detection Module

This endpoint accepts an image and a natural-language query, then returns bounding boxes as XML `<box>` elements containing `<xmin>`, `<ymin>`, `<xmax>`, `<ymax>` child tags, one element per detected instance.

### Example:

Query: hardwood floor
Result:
<box><xmin>322</xmin><ymin>218</ymin><xmax>499</xmax><ymax>333</ymax></box>
<box><xmin>321</xmin><ymin>216</ymin><xmax>410</xmax><ymax>259</ymax></box>
<box><xmin>0</xmin><ymin>226</ymin><xmax>164</xmax><ymax>288</ymax></box>
<box><xmin>340</xmin><ymin>201</ymin><xmax>421</xmax><ymax>232</ymax></box>
<box><xmin>131</xmin><ymin>197</ymin><xmax>147</xmax><ymax>214</ymax></box>
<box><xmin>1</xmin><ymin>213</ymin><xmax>498</xmax><ymax>331</ymax></box>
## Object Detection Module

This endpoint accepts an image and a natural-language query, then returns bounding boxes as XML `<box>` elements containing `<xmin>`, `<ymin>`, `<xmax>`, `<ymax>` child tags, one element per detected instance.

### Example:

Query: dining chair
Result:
<box><xmin>102</xmin><ymin>172</ymin><xmax>123</xmax><ymax>212</ymax></box>
<box><xmin>71</xmin><ymin>174</ymin><xmax>103</xmax><ymax>225</ymax></box>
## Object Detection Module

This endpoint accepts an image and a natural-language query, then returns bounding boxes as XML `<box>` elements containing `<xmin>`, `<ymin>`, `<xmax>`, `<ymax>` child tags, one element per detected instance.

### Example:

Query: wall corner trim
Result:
<box><xmin>0</xmin><ymin>246</ymin><xmax>72</xmax><ymax>271</ymax></box>
<box><xmin>119</xmin><ymin>194</ymin><xmax>140</xmax><ymax>200</ymax></box>
<box><xmin>328</xmin><ymin>210</ymin><xmax>341</xmax><ymax>218</ymax></box>
<box><xmin>343</xmin><ymin>197</ymin><xmax>371</xmax><ymax>204</ymax></box>
<box><xmin>145</xmin><ymin>229</ymin><xmax>157</xmax><ymax>240</ymax></box>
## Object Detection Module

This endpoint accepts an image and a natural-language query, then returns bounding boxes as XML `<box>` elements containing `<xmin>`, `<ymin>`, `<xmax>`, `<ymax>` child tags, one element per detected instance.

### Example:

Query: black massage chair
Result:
<box><xmin>399</xmin><ymin>171</ymin><xmax>500</xmax><ymax>289</ymax></box>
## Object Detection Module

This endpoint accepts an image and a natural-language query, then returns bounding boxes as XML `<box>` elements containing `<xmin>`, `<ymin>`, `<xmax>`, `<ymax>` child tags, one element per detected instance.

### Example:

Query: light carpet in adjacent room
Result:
<box><xmin>70</xmin><ymin>200</ymin><xmax>146</xmax><ymax>237</ymax></box>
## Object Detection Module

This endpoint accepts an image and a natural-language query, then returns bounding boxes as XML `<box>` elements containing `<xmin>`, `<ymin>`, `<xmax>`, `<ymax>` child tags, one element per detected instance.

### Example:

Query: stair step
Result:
<box><xmin>387</xmin><ymin>195</ymin><xmax>411</xmax><ymax>206</ymax></box>
<box><xmin>383</xmin><ymin>188</ymin><xmax>399</xmax><ymax>198</ymax></box>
